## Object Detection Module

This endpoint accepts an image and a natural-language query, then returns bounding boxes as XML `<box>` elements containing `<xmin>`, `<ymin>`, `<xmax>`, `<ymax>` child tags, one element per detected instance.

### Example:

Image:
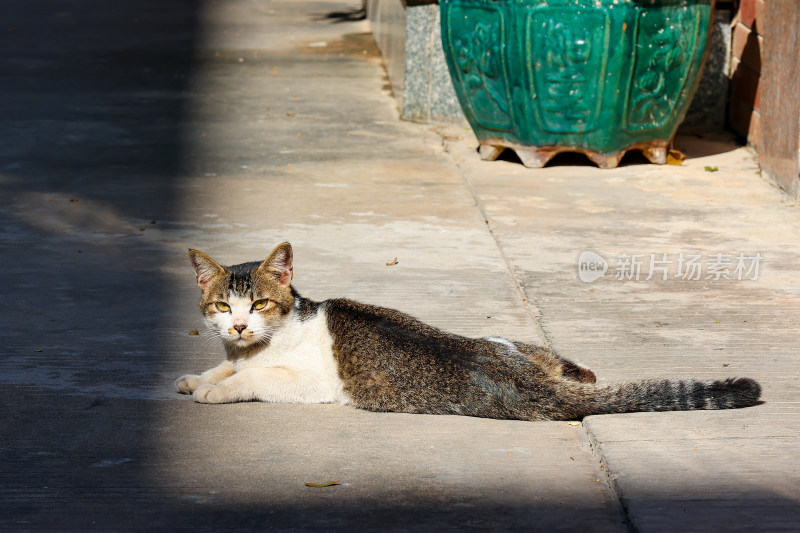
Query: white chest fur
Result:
<box><xmin>233</xmin><ymin>307</ymin><xmax>351</xmax><ymax>405</ymax></box>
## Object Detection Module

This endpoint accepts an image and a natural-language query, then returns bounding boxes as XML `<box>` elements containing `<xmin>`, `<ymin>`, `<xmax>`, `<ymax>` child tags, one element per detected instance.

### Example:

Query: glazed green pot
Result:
<box><xmin>440</xmin><ymin>0</ymin><xmax>715</xmax><ymax>168</ymax></box>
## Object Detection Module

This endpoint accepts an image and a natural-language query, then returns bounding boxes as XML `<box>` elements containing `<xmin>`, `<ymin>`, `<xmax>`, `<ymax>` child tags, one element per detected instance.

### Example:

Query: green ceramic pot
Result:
<box><xmin>440</xmin><ymin>0</ymin><xmax>715</xmax><ymax>168</ymax></box>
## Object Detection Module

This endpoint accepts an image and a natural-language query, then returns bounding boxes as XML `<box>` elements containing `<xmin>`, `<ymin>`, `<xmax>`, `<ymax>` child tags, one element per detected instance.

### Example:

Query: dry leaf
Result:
<box><xmin>304</xmin><ymin>481</ymin><xmax>339</xmax><ymax>488</ymax></box>
<box><xmin>385</xmin><ymin>257</ymin><xmax>398</xmax><ymax>266</ymax></box>
<box><xmin>666</xmin><ymin>149</ymin><xmax>686</xmax><ymax>166</ymax></box>
<box><xmin>189</xmin><ymin>330</ymin><xmax>199</xmax><ymax>336</ymax></box>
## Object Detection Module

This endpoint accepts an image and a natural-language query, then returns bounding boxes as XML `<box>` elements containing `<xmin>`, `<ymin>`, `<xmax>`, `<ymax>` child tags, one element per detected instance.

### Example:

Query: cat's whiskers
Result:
<box><xmin>199</xmin><ymin>320</ymin><xmax>281</xmax><ymax>349</ymax></box>
<box><xmin>252</xmin><ymin>327</ymin><xmax>277</xmax><ymax>339</ymax></box>
<box><xmin>199</xmin><ymin>328</ymin><xmax>224</xmax><ymax>347</ymax></box>
<box><xmin>247</xmin><ymin>324</ymin><xmax>280</xmax><ymax>348</ymax></box>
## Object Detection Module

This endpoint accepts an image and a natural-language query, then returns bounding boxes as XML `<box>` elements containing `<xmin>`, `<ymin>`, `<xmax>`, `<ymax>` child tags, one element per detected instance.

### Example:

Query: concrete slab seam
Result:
<box><xmin>435</xmin><ymin>130</ymin><xmax>552</xmax><ymax>347</ymax></box>
<box><xmin>584</xmin><ymin>420</ymin><xmax>637</xmax><ymax>533</ymax></box>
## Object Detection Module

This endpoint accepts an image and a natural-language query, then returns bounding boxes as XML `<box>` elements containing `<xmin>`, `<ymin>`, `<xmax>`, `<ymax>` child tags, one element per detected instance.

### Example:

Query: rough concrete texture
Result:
<box><xmin>0</xmin><ymin>0</ymin><xmax>797</xmax><ymax>531</ymax></box>
<box><xmin>442</xmin><ymin>131</ymin><xmax>800</xmax><ymax>530</ymax></box>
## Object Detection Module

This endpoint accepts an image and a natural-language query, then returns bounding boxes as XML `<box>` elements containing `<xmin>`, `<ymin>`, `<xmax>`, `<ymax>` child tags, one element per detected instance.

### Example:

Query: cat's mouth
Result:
<box><xmin>230</xmin><ymin>333</ymin><xmax>253</xmax><ymax>343</ymax></box>
<box><xmin>226</xmin><ymin>328</ymin><xmax>257</xmax><ymax>346</ymax></box>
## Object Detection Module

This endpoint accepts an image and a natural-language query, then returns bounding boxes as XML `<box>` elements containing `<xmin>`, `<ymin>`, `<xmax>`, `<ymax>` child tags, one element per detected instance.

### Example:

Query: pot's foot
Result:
<box><xmin>478</xmin><ymin>144</ymin><xmax>505</xmax><ymax>161</ymax></box>
<box><xmin>479</xmin><ymin>143</ymin><xmax>555</xmax><ymax>168</ymax></box>
<box><xmin>586</xmin><ymin>151</ymin><xmax>625</xmax><ymax>169</ymax></box>
<box><xmin>477</xmin><ymin>139</ymin><xmax>672</xmax><ymax>169</ymax></box>
<box><xmin>640</xmin><ymin>143</ymin><xmax>669</xmax><ymax>165</ymax></box>
<box><xmin>515</xmin><ymin>147</ymin><xmax>554</xmax><ymax>168</ymax></box>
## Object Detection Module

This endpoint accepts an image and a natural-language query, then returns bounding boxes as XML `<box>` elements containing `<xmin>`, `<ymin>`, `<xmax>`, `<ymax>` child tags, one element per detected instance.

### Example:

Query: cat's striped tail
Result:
<box><xmin>559</xmin><ymin>377</ymin><xmax>761</xmax><ymax>419</ymax></box>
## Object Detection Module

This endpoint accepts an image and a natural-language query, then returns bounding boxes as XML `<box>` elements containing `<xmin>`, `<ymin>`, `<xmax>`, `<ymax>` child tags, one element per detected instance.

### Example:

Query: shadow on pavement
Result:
<box><xmin>0</xmin><ymin>0</ymin><xmax>200</xmax><ymax>526</ymax></box>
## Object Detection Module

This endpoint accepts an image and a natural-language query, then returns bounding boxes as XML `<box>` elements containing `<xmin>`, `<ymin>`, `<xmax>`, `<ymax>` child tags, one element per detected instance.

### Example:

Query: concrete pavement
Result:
<box><xmin>1</xmin><ymin>0</ymin><xmax>797</xmax><ymax>530</ymax></box>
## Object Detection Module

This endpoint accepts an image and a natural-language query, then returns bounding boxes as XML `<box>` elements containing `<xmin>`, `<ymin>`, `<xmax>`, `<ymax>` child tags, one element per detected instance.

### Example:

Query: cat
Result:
<box><xmin>175</xmin><ymin>242</ymin><xmax>761</xmax><ymax>420</ymax></box>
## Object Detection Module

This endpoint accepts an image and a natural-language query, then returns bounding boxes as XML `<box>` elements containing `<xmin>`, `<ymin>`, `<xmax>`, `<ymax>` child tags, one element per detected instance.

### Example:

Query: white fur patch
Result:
<box><xmin>485</xmin><ymin>336</ymin><xmax>518</xmax><ymax>352</ymax></box>
<box><xmin>222</xmin><ymin>307</ymin><xmax>351</xmax><ymax>405</ymax></box>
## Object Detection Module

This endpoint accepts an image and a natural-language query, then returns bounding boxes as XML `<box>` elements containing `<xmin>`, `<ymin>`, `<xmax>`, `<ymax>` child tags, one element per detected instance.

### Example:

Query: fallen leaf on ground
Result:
<box><xmin>385</xmin><ymin>257</ymin><xmax>398</xmax><ymax>266</ymax></box>
<box><xmin>304</xmin><ymin>481</ymin><xmax>339</xmax><ymax>488</ymax></box>
<box><xmin>704</xmin><ymin>166</ymin><xmax>719</xmax><ymax>172</ymax></box>
<box><xmin>567</xmin><ymin>421</ymin><xmax>581</xmax><ymax>426</ymax></box>
<box><xmin>666</xmin><ymin>149</ymin><xmax>686</xmax><ymax>165</ymax></box>
<box><xmin>189</xmin><ymin>330</ymin><xmax>199</xmax><ymax>336</ymax></box>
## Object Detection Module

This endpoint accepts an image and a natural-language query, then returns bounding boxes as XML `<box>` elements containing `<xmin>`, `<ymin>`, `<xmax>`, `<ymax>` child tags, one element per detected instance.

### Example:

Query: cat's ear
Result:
<box><xmin>257</xmin><ymin>242</ymin><xmax>294</xmax><ymax>287</ymax></box>
<box><xmin>188</xmin><ymin>249</ymin><xmax>226</xmax><ymax>292</ymax></box>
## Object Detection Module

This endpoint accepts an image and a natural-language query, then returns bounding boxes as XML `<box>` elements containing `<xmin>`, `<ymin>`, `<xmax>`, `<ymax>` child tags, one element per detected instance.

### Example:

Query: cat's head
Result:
<box><xmin>188</xmin><ymin>242</ymin><xmax>295</xmax><ymax>350</ymax></box>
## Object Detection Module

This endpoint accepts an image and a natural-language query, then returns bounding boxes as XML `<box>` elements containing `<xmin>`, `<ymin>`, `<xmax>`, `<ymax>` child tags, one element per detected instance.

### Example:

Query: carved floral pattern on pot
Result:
<box><xmin>527</xmin><ymin>7</ymin><xmax>610</xmax><ymax>134</ymax></box>
<box><xmin>448</xmin><ymin>6</ymin><xmax>512</xmax><ymax>131</ymax></box>
<box><xmin>440</xmin><ymin>0</ymin><xmax>714</xmax><ymax>168</ymax></box>
<box><xmin>627</xmin><ymin>6</ymin><xmax>700</xmax><ymax>130</ymax></box>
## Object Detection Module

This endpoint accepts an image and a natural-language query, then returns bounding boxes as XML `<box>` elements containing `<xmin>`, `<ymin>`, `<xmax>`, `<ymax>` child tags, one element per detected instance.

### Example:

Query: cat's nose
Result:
<box><xmin>233</xmin><ymin>324</ymin><xmax>247</xmax><ymax>334</ymax></box>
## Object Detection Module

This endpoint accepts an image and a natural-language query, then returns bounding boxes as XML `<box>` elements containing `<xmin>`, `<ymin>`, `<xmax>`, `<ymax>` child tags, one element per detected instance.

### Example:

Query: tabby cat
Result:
<box><xmin>175</xmin><ymin>243</ymin><xmax>761</xmax><ymax>420</ymax></box>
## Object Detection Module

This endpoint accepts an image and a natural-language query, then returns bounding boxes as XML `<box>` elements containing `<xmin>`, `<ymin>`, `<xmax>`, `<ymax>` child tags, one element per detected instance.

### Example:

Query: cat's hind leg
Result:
<box><xmin>557</xmin><ymin>357</ymin><xmax>596</xmax><ymax>383</ymax></box>
<box><xmin>193</xmin><ymin>366</ymin><xmax>343</xmax><ymax>405</ymax></box>
<box><xmin>513</xmin><ymin>342</ymin><xmax>596</xmax><ymax>383</ymax></box>
<box><xmin>175</xmin><ymin>360</ymin><xmax>235</xmax><ymax>394</ymax></box>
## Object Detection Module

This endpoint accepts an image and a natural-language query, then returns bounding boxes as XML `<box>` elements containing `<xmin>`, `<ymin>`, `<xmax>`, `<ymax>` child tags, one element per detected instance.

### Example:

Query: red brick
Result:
<box><xmin>729</xmin><ymin>57</ymin><xmax>762</xmax><ymax>111</ymax></box>
<box><xmin>733</xmin><ymin>0</ymin><xmax>764</xmax><ymax>33</ymax></box>
<box><xmin>729</xmin><ymin>98</ymin><xmax>761</xmax><ymax>148</ymax></box>
<box><xmin>731</xmin><ymin>21</ymin><xmax>763</xmax><ymax>72</ymax></box>
<box><xmin>739</xmin><ymin>0</ymin><xmax>757</xmax><ymax>29</ymax></box>
<box><xmin>731</xmin><ymin>21</ymin><xmax>749</xmax><ymax>60</ymax></box>
<box><xmin>748</xmin><ymin>109</ymin><xmax>761</xmax><ymax>149</ymax></box>
<box><xmin>754</xmin><ymin>0</ymin><xmax>765</xmax><ymax>30</ymax></box>
<box><xmin>729</xmin><ymin>98</ymin><xmax>750</xmax><ymax>138</ymax></box>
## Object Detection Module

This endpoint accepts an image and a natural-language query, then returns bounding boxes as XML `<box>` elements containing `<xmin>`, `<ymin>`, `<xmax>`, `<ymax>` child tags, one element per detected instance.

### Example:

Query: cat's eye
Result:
<box><xmin>214</xmin><ymin>301</ymin><xmax>231</xmax><ymax>313</ymax></box>
<box><xmin>252</xmin><ymin>299</ymin><xmax>269</xmax><ymax>311</ymax></box>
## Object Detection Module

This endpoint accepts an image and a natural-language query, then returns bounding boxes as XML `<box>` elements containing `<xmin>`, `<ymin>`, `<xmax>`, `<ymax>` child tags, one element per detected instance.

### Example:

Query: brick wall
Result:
<box><xmin>728</xmin><ymin>0</ymin><xmax>765</xmax><ymax>148</ymax></box>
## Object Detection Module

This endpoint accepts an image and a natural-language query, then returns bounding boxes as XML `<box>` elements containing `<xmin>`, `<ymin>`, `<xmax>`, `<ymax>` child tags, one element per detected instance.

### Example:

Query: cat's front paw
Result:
<box><xmin>193</xmin><ymin>383</ymin><xmax>230</xmax><ymax>404</ymax></box>
<box><xmin>175</xmin><ymin>374</ymin><xmax>201</xmax><ymax>394</ymax></box>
